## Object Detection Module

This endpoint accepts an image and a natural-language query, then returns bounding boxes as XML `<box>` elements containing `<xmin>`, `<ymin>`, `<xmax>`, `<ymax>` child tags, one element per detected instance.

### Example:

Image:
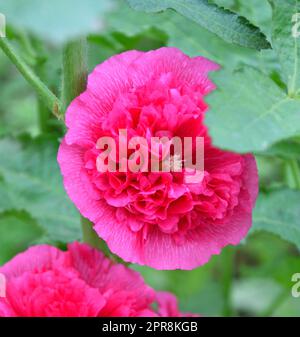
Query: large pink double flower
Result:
<box><xmin>58</xmin><ymin>47</ymin><xmax>258</xmax><ymax>270</ymax></box>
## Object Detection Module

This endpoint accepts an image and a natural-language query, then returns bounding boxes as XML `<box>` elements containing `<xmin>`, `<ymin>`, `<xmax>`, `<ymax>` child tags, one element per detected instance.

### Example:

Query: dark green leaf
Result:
<box><xmin>108</xmin><ymin>3</ymin><xmax>278</xmax><ymax>72</ymax></box>
<box><xmin>206</xmin><ymin>66</ymin><xmax>300</xmax><ymax>152</ymax></box>
<box><xmin>252</xmin><ymin>188</ymin><xmax>300</xmax><ymax>249</ymax></box>
<box><xmin>211</xmin><ymin>0</ymin><xmax>272</xmax><ymax>38</ymax></box>
<box><xmin>270</xmin><ymin>0</ymin><xmax>300</xmax><ymax>96</ymax></box>
<box><xmin>127</xmin><ymin>0</ymin><xmax>270</xmax><ymax>49</ymax></box>
<box><xmin>0</xmin><ymin>136</ymin><xmax>81</xmax><ymax>243</ymax></box>
<box><xmin>0</xmin><ymin>210</ymin><xmax>45</xmax><ymax>265</ymax></box>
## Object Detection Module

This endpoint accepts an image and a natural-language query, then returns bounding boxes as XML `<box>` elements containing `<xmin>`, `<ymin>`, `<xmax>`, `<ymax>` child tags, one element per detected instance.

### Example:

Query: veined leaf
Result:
<box><xmin>252</xmin><ymin>188</ymin><xmax>300</xmax><ymax>250</ymax></box>
<box><xmin>108</xmin><ymin>3</ymin><xmax>277</xmax><ymax>72</ymax></box>
<box><xmin>270</xmin><ymin>0</ymin><xmax>300</xmax><ymax>96</ymax></box>
<box><xmin>212</xmin><ymin>0</ymin><xmax>272</xmax><ymax>38</ymax></box>
<box><xmin>127</xmin><ymin>0</ymin><xmax>270</xmax><ymax>49</ymax></box>
<box><xmin>0</xmin><ymin>136</ymin><xmax>81</xmax><ymax>243</ymax></box>
<box><xmin>206</xmin><ymin>66</ymin><xmax>300</xmax><ymax>152</ymax></box>
<box><xmin>0</xmin><ymin>210</ymin><xmax>44</xmax><ymax>265</ymax></box>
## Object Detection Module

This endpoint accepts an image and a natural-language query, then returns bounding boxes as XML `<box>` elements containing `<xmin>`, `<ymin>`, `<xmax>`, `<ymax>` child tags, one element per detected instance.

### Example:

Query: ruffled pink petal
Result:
<box><xmin>93</xmin><ymin>153</ymin><xmax>258</xmax><ymax>270</ymax></box>
<box><xmin>0</xmin><ymin>245</ymin><xmax>67</xmax><ymax>279</ymax></box>
<box><xmin>57</xmin><ymin>140</ymin><xmax>105</xmax><ymax>223</ymax></box>
<box><xmin>64</xmin><ymin>48</ymin><xmax>219</xmax><ymax>148</ymax></box>
<box><xmin>68</xmin><ymin>242</ymin><xmax>156</xmax><ymax>317</ymax></box>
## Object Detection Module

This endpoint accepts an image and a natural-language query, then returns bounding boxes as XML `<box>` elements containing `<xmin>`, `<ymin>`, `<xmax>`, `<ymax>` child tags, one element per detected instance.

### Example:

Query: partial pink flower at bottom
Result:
<box><xmin>156</xmin><ymin>292</ymin><xmax>198</xmax><ymax>317</ymax></box>
<box><xmin>0</xmin><ymin>243</ymin><xmax>194</xmax><ymax>317</ymax></box>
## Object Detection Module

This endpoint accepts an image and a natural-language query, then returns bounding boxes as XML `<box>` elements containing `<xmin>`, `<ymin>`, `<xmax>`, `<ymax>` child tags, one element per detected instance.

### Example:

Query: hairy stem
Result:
<box><xmin>60</xmin><ymin>38</ymin><xmax>105</xmax><ymax>252</ymax></box>
<box><xmin>62</xmin><ymin>38</ymin><xmax>88</xmax><ymax>111</ymax></box>
<box><xmin>61</xmin><ymin>38</ymin><xmax>131</xmax><ymax>263</ymax></box>
<box><xmin>222</xmin><ymin>247</ymin><xmax>235</xmax><ymax>317</ymax></box>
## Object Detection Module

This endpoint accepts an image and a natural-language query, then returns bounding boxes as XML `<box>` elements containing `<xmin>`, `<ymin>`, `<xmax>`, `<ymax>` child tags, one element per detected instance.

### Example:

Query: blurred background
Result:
<box><xmin>0</xmin><ymin>0</ymin><xmax>299</xmax><ymax>316</ymax></box>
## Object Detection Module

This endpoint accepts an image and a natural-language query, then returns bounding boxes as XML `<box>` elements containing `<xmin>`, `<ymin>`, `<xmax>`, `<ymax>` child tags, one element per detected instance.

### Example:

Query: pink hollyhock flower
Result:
<box><xmin>0</xmin><ymin>243</ymin><xmax>192</xmax><ymax>317</ymax></box>
<box><xmin>58</xmin><ymin>47</ymin><xmax>258</xmax><ymax>270</ymax></box>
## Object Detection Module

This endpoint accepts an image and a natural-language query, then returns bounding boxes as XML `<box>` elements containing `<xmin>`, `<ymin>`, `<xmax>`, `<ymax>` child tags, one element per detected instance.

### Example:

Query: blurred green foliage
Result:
<box><xmin>0</xmin><ymin>0</ymin><xmax>299</xmax><ymax>316</ymax></box>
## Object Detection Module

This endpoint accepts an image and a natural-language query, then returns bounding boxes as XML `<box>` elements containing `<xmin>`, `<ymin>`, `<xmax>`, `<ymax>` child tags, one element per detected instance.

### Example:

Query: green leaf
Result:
<box><xmin>211</xmin><ymin>0</ymin><xmax>272</xmax><ymax>38</ymax></box>
<box><xmin>0</xmin><ymin>210</ymin><xmax>45</xmax><ymax>265</ymax></box>
<box><xmin>0</xmin><ymin>0</ymin><xmax>115</xmax><ymax>43</ymax></box>
<box><xmin>206</xmin><ymin>66</ymin><xmax>300</xmax><ymax>152</ymax></box>
<box><xmin>108</xmin><ymin>3</ymin><xmax>277</xmax><ymax>72</ymax></box>
<box><xmin>0</xmin><ymin>136</ymin><xmax>81</xmax><ymax>243</ymax></box>
<box><xmin>252</xmin><ymin>188</ymin><xmax>300</xmax><ymax>250</ymax></box>
<box><xmin>270</xmin><ymin>0</ymin><xmax>300</xmax><ymax>96</ymax></box>
<box><xmin>259</xmin><ymin>139</ymin><xmax>300</xmax><ymax>159</ymax></box>
<box><xmin>127</xmin><ymin>0</ymin><xmax>270</xmax><ymax>50</ymax></box>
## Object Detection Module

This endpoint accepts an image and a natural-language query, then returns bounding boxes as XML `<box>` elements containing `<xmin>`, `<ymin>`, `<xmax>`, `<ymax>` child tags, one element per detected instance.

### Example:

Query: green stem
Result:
<box><xmin>62</xmin><ymin>38</ymin><xmax>128</xmax><ymax>263</ymax></box>
<box><xmin>221</xmin><ymin>247</ymin><xmax>235</xmax><ymax>317</ymax></box>
<box><xmin>0</xmin><ymin>37</ymin><xmax>62</xmax><ymax>119</ymax></box>
<box><xmin>61</xmin><ymin>38</ymin><xmax>103</xmax><ymax>251</ymax></box>
<box><xmin>62</xmin><ymin>38</ymin><xmax>88</xmax><ymax>111</ymax></box>
<box><xmin>284</xmin><ymin>159</ymin><xmax>300</xmax><ymax>190</ymax></box>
